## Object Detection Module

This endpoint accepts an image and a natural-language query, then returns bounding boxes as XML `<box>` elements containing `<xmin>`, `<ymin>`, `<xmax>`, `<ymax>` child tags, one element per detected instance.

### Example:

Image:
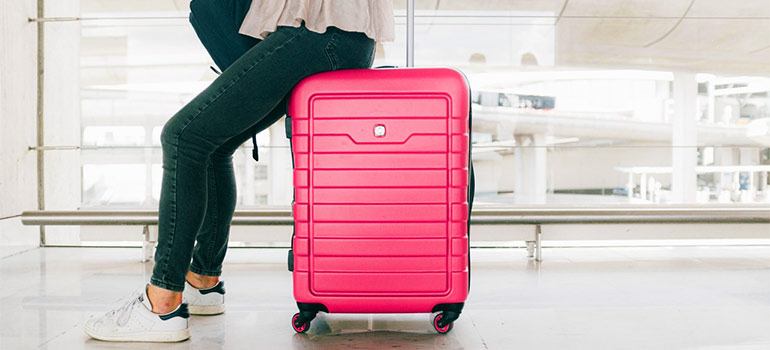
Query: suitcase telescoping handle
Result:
<box><xmin>249</xmin><ymin>110</ymin><xmax>292</xmax><ymax>161</ymax></box>
<box><xmin>251</xmin><ymin>133</ymin><xmax>259</xmax><ymax>161</ymax></box>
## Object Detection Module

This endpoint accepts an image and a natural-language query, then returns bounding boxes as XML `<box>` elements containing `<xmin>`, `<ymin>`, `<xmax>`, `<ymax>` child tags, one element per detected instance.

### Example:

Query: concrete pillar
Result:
<box><xmin>513</xmin><ymin>134</ymin><xmax>547</xmax><ymax>204</ymax></box>
<box><xmin>143</xmin><ymin>125</ymin><xmax>154</xmax><ymax>205</ymax></box>
<box><xmin>40</xmin><ymin>0</ymin><xmax>81</xmax><ymax>244</ymax></box>
<box><xmin>706</xmin><ymin>80</ymin><xmax>716</xmax><ymax>124</ymax></box>
<box><xmin>244</xmin><ymin>148</ymin><xmax>255</xmax><ymax>206</ymax></box>
<box><xmin>671</xmin><ymin>72</ymin><xmax>697</xmax><ymax>203</ymax></box>
<box><xmin>268</xmin><ymin>117</ymin><xmax>292</xmax><ymax>205</ymax></box>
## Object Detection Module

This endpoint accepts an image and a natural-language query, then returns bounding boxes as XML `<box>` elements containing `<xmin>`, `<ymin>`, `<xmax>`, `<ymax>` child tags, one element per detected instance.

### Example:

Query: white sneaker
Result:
<box><xmin>84</xmin><ymin>286</ymin><xmax>190</xmax><ymax>342</ymax></box>
<box><xmin>183</xmin><ymin>280</ymin><xmax>225</xmax><ymax>315</ymax></box>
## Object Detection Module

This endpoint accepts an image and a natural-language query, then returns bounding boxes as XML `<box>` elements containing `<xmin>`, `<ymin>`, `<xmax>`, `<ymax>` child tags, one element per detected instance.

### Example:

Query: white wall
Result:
<box><xmin>0</xmin><ymin>0</ymin><xmax>40</xmax><ymax>257</ymax></box>
<box><xmin>40</xmin><ymin>0</ymin><xmax>81</xmax><ymax>244</ymax></box>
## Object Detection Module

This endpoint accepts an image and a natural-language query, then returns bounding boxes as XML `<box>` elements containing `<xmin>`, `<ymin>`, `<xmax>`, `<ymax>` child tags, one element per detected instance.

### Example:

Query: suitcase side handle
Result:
<box><xmin>285</xmin><ymin>116</ymin><xmax>292</xmax><ymax>139</ymax></box>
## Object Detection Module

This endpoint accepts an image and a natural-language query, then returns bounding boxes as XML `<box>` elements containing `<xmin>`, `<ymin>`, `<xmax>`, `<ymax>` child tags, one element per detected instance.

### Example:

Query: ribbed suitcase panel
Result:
<box><xmin>313</xmin><ymin>170</ymin><xmax>447</xmax><ymax>188</ymax></box>
<box><xmin>313</xmin><ymin>135</ymin><xmax>447</xmax><ymax>153</ymax></box>
<box><xmin>313</xmin><ymin>188</ymin><xmax>447</xmax><ymax>204</ymax></box>
<box><xmin>312</xmin><ymin>153</ymin><xmax>447</xmax><ymax>169</ymax></box>
<box><xmin>312</xmin><ymin>222</ymin><xmax>448</xmax><ymax>238</ymax></box>
<box><xmin>290</xmin><ymin>68</ymin><xmax>469</xmax><ymax>310</ymax></box>
<box><xmin>313</xmin><ymin>204</ymin><xmax>447</xmax><ymax>222</ymax></box>
<box><xmin>313</xmin><ymin>273</ymin><xmax>448</xmax><ymax>293</ymax></box>
<box><xmin>312</xmin><ymin>97</ymin><xmax>449</xmax><ymax>118</ymax></box>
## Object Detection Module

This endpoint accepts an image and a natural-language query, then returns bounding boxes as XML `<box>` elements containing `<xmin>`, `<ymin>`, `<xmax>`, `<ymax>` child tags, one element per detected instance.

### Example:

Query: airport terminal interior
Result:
<box><xmin>1</xmin><ymin>0</ymin><xmax>769</xmax><ymax>348</ymax></box>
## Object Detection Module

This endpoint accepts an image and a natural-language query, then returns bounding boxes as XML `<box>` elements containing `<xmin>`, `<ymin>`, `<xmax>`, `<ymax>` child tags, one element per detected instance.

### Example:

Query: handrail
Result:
<box><xmin>21</xmin><ymin>205</ymin><xmax>770</xmax><ymax>226</ymax></box>
<box><xmin>21</xmin><ymin>205</ymin><xmax>769</xmax><ymax>262</ymax></box>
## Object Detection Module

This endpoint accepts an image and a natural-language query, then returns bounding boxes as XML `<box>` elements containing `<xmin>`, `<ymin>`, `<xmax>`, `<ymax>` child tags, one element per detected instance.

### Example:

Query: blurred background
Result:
<box><xmin>2</xmin><ymin>0</ymin><xmax>769</xmax><ymax>248</ymax></box>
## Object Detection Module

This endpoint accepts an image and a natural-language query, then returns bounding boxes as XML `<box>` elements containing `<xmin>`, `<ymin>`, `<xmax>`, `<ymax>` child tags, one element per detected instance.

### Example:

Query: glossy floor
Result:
<box><xmin>0</xmin><ymin>246</ymin><xmax>768</xmax><ymax>349</ymax></box>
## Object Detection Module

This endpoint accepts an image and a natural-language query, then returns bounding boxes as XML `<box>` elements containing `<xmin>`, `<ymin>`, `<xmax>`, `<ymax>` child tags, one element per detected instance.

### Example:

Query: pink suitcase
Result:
<box><xmin>285</xmin><ymin>67</ymin><xmax>474</xmax><ymax>334</ymax></box>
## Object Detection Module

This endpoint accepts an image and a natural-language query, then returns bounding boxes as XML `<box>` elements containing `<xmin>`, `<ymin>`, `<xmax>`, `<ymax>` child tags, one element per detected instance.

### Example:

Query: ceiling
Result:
<box><xmin>80</xmin><ymin>0</ymin><xmax>770</xmax><ymax>75</ymax></box>
<box><xmin>397</xmin><ymin>0</ymin><xmax>770</xmax><ymax>74</ymax></box>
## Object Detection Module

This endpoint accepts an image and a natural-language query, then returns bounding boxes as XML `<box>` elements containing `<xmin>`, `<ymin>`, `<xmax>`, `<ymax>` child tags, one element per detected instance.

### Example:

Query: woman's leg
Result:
<box><xmin>186</xmin><ymin>0</ymin><xmax>261</xmax><ymax>289</ymax></box>
<box><xmin>150</xmin><ymin>24</ymin><xmax>374</xmax><ymax>309</ymax></box>
<box><xmin>184</xmin><ymin>29</ymin><xmax>377</xmax><ymax>288</ymax></box>
<box><xmin>187</xmin><ymin>97</ymin><xmax>288</xmax><ymax>288</ymax></box>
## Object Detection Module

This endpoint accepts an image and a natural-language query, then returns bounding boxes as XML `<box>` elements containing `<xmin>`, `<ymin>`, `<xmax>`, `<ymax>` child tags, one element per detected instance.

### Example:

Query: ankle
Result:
<box><xmin>146</xmin><ymin>284</ymin><xmax>182</xmax><ymax>314</ymax></box>
<box><xmin>186</xmin><ymin>271</ymin><xmax>219</xmax><ymax>290</ymax></box>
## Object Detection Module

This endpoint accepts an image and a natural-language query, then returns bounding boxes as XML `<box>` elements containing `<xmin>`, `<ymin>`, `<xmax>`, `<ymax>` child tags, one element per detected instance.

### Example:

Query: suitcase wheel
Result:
<box><xmin>292</xmin><ymin>313</ymin><xmax>310</xmax><ymax>333</ymax></box>
<box><xmin>433</xmin><ymin>313</ymin><xmax>454</xmax><ymax>334</ymax></box>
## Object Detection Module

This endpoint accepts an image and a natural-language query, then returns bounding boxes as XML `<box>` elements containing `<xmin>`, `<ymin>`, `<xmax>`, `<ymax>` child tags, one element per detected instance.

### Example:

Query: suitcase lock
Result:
<box><xmin>373</xmin><ymin>124</ymin><xmax>386</xmax><ymax>137</ymax></box>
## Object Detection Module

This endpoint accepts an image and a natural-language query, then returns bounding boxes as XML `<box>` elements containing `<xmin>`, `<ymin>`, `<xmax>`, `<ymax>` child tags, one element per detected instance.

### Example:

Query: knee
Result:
<box><xmin>212</xmin><ymin>147</ymin><xmax>235</xmax><ymax>163</ymax></box>
<box><xmin>160</xmin><ymin>120</ymin><xmax>178</xmax><ymax>148</ymax></box>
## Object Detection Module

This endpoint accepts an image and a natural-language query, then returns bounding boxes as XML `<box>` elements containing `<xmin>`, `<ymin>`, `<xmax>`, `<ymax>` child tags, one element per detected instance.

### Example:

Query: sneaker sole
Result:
<box><xmin>189</xmin><ymin>303</ymin><xmax>225</xmax><ymax>316</ymax></box>
<box><xmin>85</xmin><ymin>327</ymin><xmax>190</xmax><ymax>342</ymax></box>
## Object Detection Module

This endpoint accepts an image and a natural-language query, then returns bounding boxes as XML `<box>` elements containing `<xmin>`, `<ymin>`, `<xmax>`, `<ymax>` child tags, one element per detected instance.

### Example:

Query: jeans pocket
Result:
<box><xmin>365</xmin><ymin>45</ymin><xmax>376</xmax><ymax>68</ymax></box>
<box><xmin>328</xmin><ymin>31</ymin><xmax>376</xmax><ymax>70</ymax></box>
<box><xmin>323</xmin><ymin>30</ymin><xmax>341</xmax><ymax>71</ymax></box>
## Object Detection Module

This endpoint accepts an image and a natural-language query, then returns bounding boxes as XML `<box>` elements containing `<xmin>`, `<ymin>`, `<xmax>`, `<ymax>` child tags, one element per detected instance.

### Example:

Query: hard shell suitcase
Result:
<box><xmin>286</xmin><ymin>67</ymin><xmax>474</xmax><ymax>334</ymax></box>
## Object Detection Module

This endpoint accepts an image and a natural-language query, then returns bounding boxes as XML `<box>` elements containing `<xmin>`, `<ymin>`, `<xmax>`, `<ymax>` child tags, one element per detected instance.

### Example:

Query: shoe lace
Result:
<box><xmin>104</xmin><ymin>291</ymin><xmax>143</xmax><ymax>327</ymax></box>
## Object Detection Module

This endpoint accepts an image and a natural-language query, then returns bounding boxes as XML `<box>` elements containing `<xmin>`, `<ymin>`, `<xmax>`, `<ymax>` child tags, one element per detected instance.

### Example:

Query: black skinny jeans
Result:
<box><xmin>151</xmin><ymin>8</ymin><xmax>375</xmax><ymax>292</ymax></box>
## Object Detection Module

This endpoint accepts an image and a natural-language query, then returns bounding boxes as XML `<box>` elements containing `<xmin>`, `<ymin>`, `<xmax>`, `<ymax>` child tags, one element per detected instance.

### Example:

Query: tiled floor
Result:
<box><xmin>0</xmin><ymin>246</ymin><xmax>768</xmax><ymax>349</ymax></box>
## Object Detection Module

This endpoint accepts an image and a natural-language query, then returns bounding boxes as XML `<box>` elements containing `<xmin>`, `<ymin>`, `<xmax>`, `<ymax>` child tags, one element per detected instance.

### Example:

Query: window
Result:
<box><xmin>38</xmin><ymin>1</ymin><xmax>770</xmax><ymax>244</ymax></box>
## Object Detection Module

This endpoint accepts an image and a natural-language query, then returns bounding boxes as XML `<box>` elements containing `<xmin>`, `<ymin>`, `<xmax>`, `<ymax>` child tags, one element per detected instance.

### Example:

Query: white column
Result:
<box><xmin>42</xmin><ymin>0</ymin><xmax>81</xmax><ymax>244</ymax></box>
<box><xmin>514</xmin><ymin>134</ymin><xmax>547</xmax><ymax>204</ymax></box>
<box><xmin>243</xmin><ymin>149</ymin><xmax>255</xmax><ymax>206</ymax></box>
<box><xmin>268</xmin><ymin>118</ymin><xmax>292</xmax><ymax>205</ymax></box>
<box><xmin>706</xmin><ymin>80</ymin><xmax>715</xmax><ymax>124</ymax></box>
<box><xmin>143</xmin><ymin>125</ymin><xmax>154</xmax><ymax>205</ymax></box>
<box><xmin>671</xmin><ymin>72</ymin><xmax>697</xmax><ymax>203</ymax></box>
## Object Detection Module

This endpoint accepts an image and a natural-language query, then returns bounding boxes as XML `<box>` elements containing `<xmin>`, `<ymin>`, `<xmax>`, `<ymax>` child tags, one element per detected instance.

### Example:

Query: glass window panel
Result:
<box><xmin>82</xmin><ymin>164</ymin><xmax>147</xmax><ymax>206</ymax></box>
<box><xmin>413</xmin><ymin>1</ymin><xmax>770</xmax><ymax>205</ymax></box>
<box><xmin>66</xmin><ymin>0</ymin><xmax>770</xmax><ymax>213</ymax></box>
<box><xmin>82</xmin><ymin>126</ymin><xmax>145</xmax><ymax>146</ymax></box>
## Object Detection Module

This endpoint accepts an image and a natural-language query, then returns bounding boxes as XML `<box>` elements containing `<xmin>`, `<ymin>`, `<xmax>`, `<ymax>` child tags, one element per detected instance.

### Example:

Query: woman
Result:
<box><xmin>85</xmin><ymin>0</ymin><xmax>394</xmax><ymax>342</ymax></box>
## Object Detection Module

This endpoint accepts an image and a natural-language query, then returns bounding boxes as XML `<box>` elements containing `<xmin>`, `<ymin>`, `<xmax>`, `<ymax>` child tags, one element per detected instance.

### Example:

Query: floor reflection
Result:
<box><xmin>292</xmin><ymin>314</ymin><xmax>464</xmax><ymax>350</ymax></box>
<box><xmin>1</xmin><ymin>247</ymin><xmax>768</xmax><ymax>349</ymax></box>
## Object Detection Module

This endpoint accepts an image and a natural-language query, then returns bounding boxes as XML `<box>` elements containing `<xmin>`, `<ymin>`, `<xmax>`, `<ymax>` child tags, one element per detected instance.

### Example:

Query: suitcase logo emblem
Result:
<box><xmin>373</xmin><ymin>124</ymin><xmax>386</xmax><ymax>137</ymax></box>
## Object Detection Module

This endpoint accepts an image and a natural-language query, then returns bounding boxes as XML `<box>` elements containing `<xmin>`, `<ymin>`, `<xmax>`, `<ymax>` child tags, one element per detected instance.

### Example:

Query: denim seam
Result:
<box><xmin>204</xmin><ymin>161</ymin><xmax>219</xmax><ymax>272</ymax></box>
<box><xmin>155</xmin><ymin>27</ymin><xmax>306</xmax><ymax>288</ymax></box>
<box><xmin>323</xmin><ymin>30</ymin><xmax>340</xmax><ymax>70</ymax></box>
<box><xmin>156</xmin><ymin>150</ymin><xmax>179</xmax><ymax>285</ymax></box>
<box><xmin>167</xmin><ymin>28</ymin><xmax>307</xmax><ymax>148</ymax></box>
<box><xmin>150</xmin><ymin>277</ymin><xmax>185</xmax><ymax>292</ymax></box>
<box><xmin>367</xmin><ymin>45</ymin><xmax>376</xmax><ymax>68</ymax></box>
<box><xmin>189</xmin><ymin>264</ymin><xmax>222</xmax><ymax>277</ymax></box>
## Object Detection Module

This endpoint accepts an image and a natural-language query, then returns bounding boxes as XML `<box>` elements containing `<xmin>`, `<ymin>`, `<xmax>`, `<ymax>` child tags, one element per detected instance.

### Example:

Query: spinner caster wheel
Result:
<box><xmin>433</xmin><ymin>313</ymin><xmax>454</xmax><ymax>334</ymax></box>
<box><xmin>292</xmin><ymin>313</ymin><xmax>310</xmax><ymax>333</ymax></box>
